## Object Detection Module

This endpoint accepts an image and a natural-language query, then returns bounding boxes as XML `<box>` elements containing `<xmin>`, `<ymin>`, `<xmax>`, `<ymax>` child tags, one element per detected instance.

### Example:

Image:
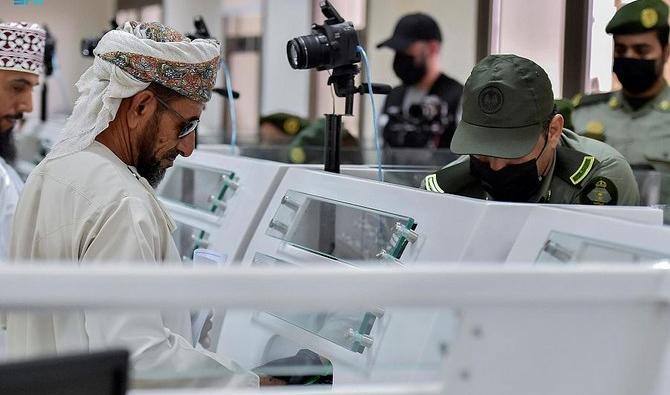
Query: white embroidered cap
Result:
<box><xmin>0</xmin><ymin>22</ymin><xmax>46</xmax><ymax>75</ymax></box>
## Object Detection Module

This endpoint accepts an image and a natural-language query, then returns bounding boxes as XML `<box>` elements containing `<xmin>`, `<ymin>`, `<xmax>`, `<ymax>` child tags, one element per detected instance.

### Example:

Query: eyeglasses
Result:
<box><xmin>154</xmin><ymin>95</ymin><xmax>199</xmax><ymax>139</ymax></box>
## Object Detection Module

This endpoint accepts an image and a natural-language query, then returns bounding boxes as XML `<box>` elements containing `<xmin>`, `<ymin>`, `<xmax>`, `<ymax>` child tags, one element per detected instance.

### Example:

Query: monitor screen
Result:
<box><xmin>0</xmin><ymin>349</ymin><xmax>128</xmax><ymax>395</ymax></box>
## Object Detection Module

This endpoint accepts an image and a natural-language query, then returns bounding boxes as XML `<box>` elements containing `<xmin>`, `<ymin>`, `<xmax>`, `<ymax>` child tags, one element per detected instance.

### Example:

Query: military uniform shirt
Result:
<box><xmin>421</xmin><ymin>129</ymin><xmax>640</xmax><ymax>205</ymax></box>
<box><xmin>572</xmin><ymin>84</ymin><xmax>670</xmax><ymax>167</ymax></box>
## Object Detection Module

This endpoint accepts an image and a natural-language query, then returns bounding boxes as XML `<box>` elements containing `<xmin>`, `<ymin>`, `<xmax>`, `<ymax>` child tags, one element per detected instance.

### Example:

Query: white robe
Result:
<box><xmin>0</xmin><ymin>157</ymin><xmax>22</xmax><ymax>260</ymax></box>
<box><xmin>6</xmin><ymin>141</ymin><xmax>258</xmax><ymax>388</ymax></box>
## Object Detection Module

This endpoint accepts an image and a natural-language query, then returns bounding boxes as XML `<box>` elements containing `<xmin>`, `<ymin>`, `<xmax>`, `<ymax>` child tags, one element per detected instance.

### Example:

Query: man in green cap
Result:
<box><xmin>259</xmin><ymin>112</ymin><xmax>309</xmax><ymax>145</ymax></box>
<box><xmin>286</xmin><ymin>118</ymin><xmax>359</xmax><ymax>164</ymax></box>
<box><xmin>572</xmin><ymin>0</ymin><xmax>670</xmax><ymax>168</ymax></box>
<box><xmin>421</xmin><ymin>54</ymin><xmax>639</xmax><ymax>206</ymax></box>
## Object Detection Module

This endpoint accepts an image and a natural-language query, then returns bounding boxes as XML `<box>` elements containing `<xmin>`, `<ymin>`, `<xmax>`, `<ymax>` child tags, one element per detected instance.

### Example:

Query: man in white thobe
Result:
<box><xmin>7</xmin><ymin>22</ymin><xmax>257</xmax><ymax>388</ymax></box>
<box><xmin>0</xmin><ymin>22</ymin><xmax>45</xmax><ymax>259</ymax></box>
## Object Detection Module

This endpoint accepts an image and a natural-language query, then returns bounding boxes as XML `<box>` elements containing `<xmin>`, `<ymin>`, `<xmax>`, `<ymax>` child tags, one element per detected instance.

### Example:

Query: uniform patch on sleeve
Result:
<box><xmin>423</xmin><ymin>174</ymin><xmax>445</xmax><ymax>193</ymax></box>
<box><xmin>570</xmin><ymin>156</ymin><xmax>595</xmax><ymax>185</ymax></box>
<box><xmin>580</xmin><ymin>176</ymin><xmax>618</xmax><ymax>205</ymax></box>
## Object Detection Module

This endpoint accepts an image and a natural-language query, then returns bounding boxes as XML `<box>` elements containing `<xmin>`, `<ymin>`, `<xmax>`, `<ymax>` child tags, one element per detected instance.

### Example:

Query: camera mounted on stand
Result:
<box><xmin>287</xmin><ymin>0</ymin><xmax>391</xmax><ymax>173</ymax></box>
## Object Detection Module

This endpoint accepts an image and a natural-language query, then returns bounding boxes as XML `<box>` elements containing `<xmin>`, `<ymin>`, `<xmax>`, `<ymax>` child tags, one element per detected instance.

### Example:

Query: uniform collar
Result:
<box><xmin>532</xmin><ymin>152</ymin><xmax>556</xmax><ymax>203</ymax></box>
<box><xmin>553</xmin><ymin>145</ymin><xmax>598</xmax><ymax>187</ymax></box>
<box><xmin>534</xmin><ymin>133</ymin><xmax>599</xmax><ymax>202</ymax></box>
<box><xmin>610</xmin><ymin>82</ymin><xmax>670</xmax><ymax>116</ymax></box>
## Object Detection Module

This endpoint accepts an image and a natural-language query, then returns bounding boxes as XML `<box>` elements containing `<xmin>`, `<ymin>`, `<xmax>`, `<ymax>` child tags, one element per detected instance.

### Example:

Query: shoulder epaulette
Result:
<box><xmin>554</xmin><ymin>146</ymin><xmax>600</xmax><ymax>186</ymax></box>
<box><xmin>572</xmin><ymin>92</ymin><xmax>612</xmax><ymax>108</ymax></box>
<box><xmin>423</xmin><ymin>160</ymin><xmax>478</xmax><ymax>194</ymax></box>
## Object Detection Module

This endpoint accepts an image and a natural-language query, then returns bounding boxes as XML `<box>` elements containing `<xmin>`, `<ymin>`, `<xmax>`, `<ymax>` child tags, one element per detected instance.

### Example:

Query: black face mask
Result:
<box><xmin>393</xmin><ymin>52</ymin><xmax>427</xmax><ymax>85</ymax></box>
<box><xmin>469</xmin><ymin>137</ymin><xmax>549</xmax><ymax>203</ymax></box>
<box><xmin>613</xmin><ymin>57</ymin><xmax>661</xmax><ymax>95</ymax></box>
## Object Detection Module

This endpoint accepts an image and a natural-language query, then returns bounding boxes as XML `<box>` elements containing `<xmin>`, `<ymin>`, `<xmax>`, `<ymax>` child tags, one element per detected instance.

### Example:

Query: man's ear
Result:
<box><xmin>548</xmin><ymin>113</ymin><xmax>564</xmax><ymax>145</ymax></box>
<box><xmin>126</xmin><ymin>90</ymin><xmax>156</xmax><ymax>130</ymax></box>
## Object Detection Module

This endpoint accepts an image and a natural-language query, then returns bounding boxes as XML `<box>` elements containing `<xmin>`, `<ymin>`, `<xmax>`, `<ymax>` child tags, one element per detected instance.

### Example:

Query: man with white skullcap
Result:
<box><xmin>0</xmin><ymin>22</ymin><xmax>45</xmax><ymax>259</ymax></box>
<box><xmin>7</xmin><ymin>22</ymin><xmax>258</xmax><ymax>388</ymax></box>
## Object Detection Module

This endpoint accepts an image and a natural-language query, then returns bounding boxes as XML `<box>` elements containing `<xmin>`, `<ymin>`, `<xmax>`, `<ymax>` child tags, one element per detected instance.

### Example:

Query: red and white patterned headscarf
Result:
<box><xmin>47</xmin><ymin>21</ymin><xmax>220</xmax><ymax>161</ymax></box>
<box><xmin>0</xmin><ymin>22</ymin><xmax>46</xmax><ymax>75</ymax></box>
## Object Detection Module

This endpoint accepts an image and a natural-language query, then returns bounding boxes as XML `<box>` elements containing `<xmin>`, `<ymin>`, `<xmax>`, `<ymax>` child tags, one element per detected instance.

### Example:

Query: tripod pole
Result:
<box><xmin>324</xmin><ymin>113</ymin><xmax>342</xmax><ymax>173</ymax></box>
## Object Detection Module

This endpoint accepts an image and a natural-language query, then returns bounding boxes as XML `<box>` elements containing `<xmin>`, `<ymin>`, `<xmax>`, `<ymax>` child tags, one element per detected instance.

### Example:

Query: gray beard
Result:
<box><xmin>137</xmin><ymin>160</ymin><xmax>166</xmax><ymax>189</ymax></box>
<box><xmin>135</xmin><ymin>114</ymin><xmax>168</xmax><ymax>189</ymax></box>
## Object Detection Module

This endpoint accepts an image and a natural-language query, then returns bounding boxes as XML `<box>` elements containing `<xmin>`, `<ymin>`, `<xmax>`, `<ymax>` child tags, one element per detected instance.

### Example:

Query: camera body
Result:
<box><xmin>186</xmin><ymin>16</ymin><xmax>211</xmax><ymax>40</ymax></box>
<box><xmin>286</xmin><ymin>0</ymin><xmax>361</xmax><ymax>71</ymax></box>
<box><xmin>383</xmin><ymin>95</ymin><xmax>451</xmax><ymax>148</ymax></box>
<box><xmin>80</xmin><ymin>37</ymin><xmax>101</xmax><ymax>57</ymax></box>
<box><xmin>407</xmin><ymin>96</ymin><xmax>449</xmax><ymax>125</ymax></box>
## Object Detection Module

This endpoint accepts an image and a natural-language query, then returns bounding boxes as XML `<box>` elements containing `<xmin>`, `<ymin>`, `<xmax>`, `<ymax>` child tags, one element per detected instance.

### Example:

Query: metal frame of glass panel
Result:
<box><xmin>536</xmin><ymin>231</ymin><xmax>668</xmax><ymax>264</ymax></box>
<box><xmin>251</xmin><ymin>253</ymin><xmax>383</xmax><ymax>354</ymax></box>
<box><xmin>159</xmin><ymin>162</ymin><xmax>239</xmax><ymax>218</ymax></box>
<box><xmin>265</xmin><ymin>190</ymin><xmax>418</xmax><ymax>265</ymax></box>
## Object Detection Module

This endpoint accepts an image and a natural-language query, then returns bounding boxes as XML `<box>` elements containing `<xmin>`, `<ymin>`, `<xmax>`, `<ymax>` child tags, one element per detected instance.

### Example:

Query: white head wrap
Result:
<box><xmin>0</xmin><ymin>22</ymin><xmax>46</xmax><ymax>75</ymax></box>
<box><xmin>47</xmin><ymin>21</ymin><xmax>220</xmax><ymax>161</ymax></box>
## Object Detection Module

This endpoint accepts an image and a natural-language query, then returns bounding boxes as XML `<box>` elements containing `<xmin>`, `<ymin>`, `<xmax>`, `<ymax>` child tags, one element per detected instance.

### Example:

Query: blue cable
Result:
<box><xmin>356</xmin><ymin>46</ymin><xmax>383</xmax><ymax>182</ymax></box>
<box><xmin>221</xmin><ymin>60</ymin><xmax>238</xmax><ymax>153</ymax></box>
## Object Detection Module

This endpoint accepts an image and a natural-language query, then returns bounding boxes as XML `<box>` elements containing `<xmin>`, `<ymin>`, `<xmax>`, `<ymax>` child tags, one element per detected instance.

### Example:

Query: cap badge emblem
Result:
<box><xmin>641</xmin><ymin>8</ymin><xmax>659</xmax><ymax>29</ymax></box>
<box><xmin>479</xmin><ymin>86</ymin><xmax>504</xmax><ymax>114</ymax></box>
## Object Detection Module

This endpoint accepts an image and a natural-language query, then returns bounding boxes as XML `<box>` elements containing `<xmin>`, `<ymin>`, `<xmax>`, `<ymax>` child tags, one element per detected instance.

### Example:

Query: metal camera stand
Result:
<box><xmin>324</xmin><ymin>64</ymin><xmax>391</xmax><ymax>173</ymax></box>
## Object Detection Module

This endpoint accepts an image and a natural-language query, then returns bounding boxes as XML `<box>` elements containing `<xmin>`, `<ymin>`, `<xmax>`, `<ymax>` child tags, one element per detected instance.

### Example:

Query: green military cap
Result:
<box><xmin>259</xmin><ymin>112</ymin><xmax>309</xmax><ymax>136</ymax></box>
<box><xmin>450</xmin><ymin>54</ymin><xmax>554</xmax><ymax>159</ymax></box>
<box><xmin>606</xmin><ymin>0</ymin><xmax>669</xmax><ymax>35</ymax></box>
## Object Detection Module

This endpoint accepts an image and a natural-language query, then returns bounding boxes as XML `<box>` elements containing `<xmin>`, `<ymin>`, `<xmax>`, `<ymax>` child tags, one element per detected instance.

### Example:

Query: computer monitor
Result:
<box><xmin>0</xmin><ymin>349</ymin><xmax>129</xmax><ymax>395</ymax></box>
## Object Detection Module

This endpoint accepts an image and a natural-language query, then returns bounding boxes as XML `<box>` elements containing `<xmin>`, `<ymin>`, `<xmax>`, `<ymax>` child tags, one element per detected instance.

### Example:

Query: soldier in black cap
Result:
<box><xmin>422</xmin><ymin>54</ymin><xmax>640</xmax><ymax>206</ymax></box>
<box><xmin>377</xmin><ymin>13</ymin><xmax>463</xmax><ymax>149</ymax></box>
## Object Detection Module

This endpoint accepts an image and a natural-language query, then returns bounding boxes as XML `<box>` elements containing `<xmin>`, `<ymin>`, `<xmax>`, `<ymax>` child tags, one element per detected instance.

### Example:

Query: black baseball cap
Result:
<box><xmin>376</xmin><ymin>13</ymin><xmax>442</xmax><ymax>51</ymax></box>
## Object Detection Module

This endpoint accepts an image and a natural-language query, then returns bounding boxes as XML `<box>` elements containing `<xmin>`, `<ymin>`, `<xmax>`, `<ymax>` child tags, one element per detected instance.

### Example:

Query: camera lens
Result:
<box><xmin>287</xmin><ymin>41</ymin><xmax>301</xmax><ymax>68</ymax></box>
<box><xmin>408</xmin><ymin>103</ymin><xmax>424</xmax><ymax>121</ymax></box>
<box><xmin>286</xmin><ymin>34</ymin><xmax>330</xmax><ymax>69</ymax></box>
<box><xmin>81</xmin><ymin>38</ymin><xmax>100</xmax><ymax>57</ymax></box>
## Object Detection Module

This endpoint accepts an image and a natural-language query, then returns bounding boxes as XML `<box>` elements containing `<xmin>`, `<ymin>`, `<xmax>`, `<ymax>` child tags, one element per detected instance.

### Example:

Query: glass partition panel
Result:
<box><xmin>252</xmin><ymin>253</ymin><xmax>376</xmax><ymax>354</ymax></box>
<box><xmin>340</xmin><ymin>166</ymin><xmax>436</xmax><ymax>188</ymax></box>
<box><xmin>536</xmin><ymin>231</ymin><xmax>668</xmax><ymax>264</ymax></box>
<box><xmin>160</xmin><ymin>165</ymin><xmax>237</xmax><ymax>215</ymax></box>
<box><xmin>265</xmin><ymin>191</ymin><xmax>418</xmax><ymax>263</ymax></box>
<box><xmin>381</xmin><ymin>168</ymin><xmax>436</xmax><ymax>188</ymax></box>
<box><xmin>633</xmin><ymin>169</ymin><xmax>670</xmax><ymax>224</ymax></box>
<box><xmin>173</xmin><ymin>221</ymin><xmax>211</xmax><ymax>261</ymax></box>
<box><xmin>223</xmin><ymin>145</ymin><xmax>457</xmax><ymax>166</ymax></box>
